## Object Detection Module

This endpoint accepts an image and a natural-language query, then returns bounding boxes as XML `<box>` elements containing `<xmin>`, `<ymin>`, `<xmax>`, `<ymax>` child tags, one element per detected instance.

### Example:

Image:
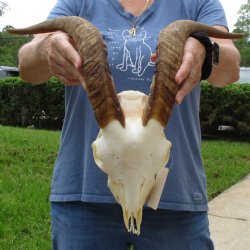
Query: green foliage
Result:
<box><xmin>233</xmin><ymin>0</ymin><xmax>250</xmax><ymax>66</ymax></box>
<box><xmin>0</xmin><ymin>77</ymin><xmax>64</xmax><ymax>129</ymax></box>
<box><xmin>0</xmin><ymin>1</ymin><xmax>28</xmax><ymax>66</ymax></box>
<box><xmin>200</xmin><ymin>82</ymin><xmax>250</xmax><ymax>136</ymax></box>
<box><xmin>239</xmin><ymin>46</ymin><xmax>250</xmax><ymax>66</ymax></box>
<box><xmin>0</xmin><ymin>31</ymin><xmax>32</xmax><ymax>66</ymax></box>
<box><xmin>235</xmin><ymin>0</ymin><xmax>250</xmax><ymax>35</ymax></box>
<box><xmin>0</xmin><ymin>78</ymin><xmax>250</xmax><ymax>136</ymax></box>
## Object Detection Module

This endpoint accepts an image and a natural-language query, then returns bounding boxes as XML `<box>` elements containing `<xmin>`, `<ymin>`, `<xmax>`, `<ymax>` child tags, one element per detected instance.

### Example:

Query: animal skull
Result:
<box><xmin>7</xmin><ymin>17</ymin><xmax>244</xmax><ymax>235</ymax></box>
<box><xmin>92</xmin><ymin>91</ymin><xmax>171</xmax><ymax>234</ymax></box>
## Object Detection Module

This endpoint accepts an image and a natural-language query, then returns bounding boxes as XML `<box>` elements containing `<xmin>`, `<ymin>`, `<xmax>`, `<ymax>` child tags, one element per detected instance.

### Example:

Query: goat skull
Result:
<box><xmin>7</xmin><ymin>17</ymin><xmax>244</xmax><ymax>235</ymax></box>
<box><xmin>92</xmin><ymin>91</ymin><xmax>171</xmax><ymax>234</ymax></box>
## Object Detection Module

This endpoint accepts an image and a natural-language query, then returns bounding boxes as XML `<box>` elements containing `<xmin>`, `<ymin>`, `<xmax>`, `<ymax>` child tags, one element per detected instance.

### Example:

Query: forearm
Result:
<box><xmin>208</xmin><ymin>40</ymin><xmax>241</xmax><ymax>87</ymax></box>
<box><xmin>18</xmin><ymin>34</ymin><xmax>52</xmax><ymax>84</ymax></box>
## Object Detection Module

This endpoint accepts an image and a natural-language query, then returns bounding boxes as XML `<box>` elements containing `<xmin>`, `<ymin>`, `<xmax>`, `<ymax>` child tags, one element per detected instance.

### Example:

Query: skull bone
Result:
<box><xmin>92</xmin><ymin>91</ymin><xmax>171</xmax><ymax>235</ymax></box>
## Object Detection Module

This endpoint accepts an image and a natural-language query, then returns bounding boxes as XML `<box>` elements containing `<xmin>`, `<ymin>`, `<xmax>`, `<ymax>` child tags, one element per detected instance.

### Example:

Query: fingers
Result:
<box><xmin>49</xmin><ymin>63</ymin><xmax>82</xmax><ymax>85</ymax></box>
<box><xmin>150</xmin><ymin>38</ymin><xmax>205</xmax><ymax>105</ymax></box>
<box><xmin>175</xmin><ymin>37</ymin><xmax>205</xmax><ymax>104</ymax></box>
<box><xmin>175</xmin><ymin>68</ymin><xmax>202</xmax><ymax>104</ymax></box>
<box><xmin>175</xmin><ymin>52</ymin><xmax>193</xmax><ymax>85</ymax></box>
<box><xmin>46</xmin><ymin>31</ymin><xmax>82</xmax><ymax>85</ymax></box>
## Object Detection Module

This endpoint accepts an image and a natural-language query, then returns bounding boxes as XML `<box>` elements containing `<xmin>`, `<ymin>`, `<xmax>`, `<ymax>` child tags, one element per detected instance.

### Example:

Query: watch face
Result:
<box><xmin>212</xmin><ymin>42</ymin><xmax>219</xmax><ymax>65</ymax></box>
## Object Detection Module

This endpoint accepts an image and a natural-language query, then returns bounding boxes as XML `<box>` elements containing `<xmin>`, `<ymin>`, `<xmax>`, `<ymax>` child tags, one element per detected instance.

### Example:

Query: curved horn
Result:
<box><xmin>7</xmin><ymin>16</ymin><xmax>125</xmax><ymax>128</ymax></box>
<box><xmin>142</xmin><ymin>20</ymin><xmax>245</xmax><ymax>127</ymax></box>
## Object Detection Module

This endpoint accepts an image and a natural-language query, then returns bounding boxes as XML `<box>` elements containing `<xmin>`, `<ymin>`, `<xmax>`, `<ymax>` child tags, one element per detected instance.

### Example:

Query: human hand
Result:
<box><xmin>150</xmin><ymin>37</ymin><xmax>206</xmax><ymax>104</ymax></box>
<box><xmin>174</xmin><ymin>37</ymin><xmax>206</xmax><ymax>104</ymax></box>
<box><xmin>45</xmin><ymin>31</ymin><xmax>83</xmax><ymax>85</ymax></box>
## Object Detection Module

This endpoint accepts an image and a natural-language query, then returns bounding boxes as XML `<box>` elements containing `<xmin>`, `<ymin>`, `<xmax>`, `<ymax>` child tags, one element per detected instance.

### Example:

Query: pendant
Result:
<box><xmin>129</xmin><ymin>27</ymin><xmax>137</xmax><ymax>36</ymax></box>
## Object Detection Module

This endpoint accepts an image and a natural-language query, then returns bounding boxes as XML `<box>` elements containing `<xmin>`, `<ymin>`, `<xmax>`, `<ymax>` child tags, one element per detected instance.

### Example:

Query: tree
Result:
<box><xmin>0</xmin><ymin>30</ymin><xmax>32</xmax><ymax>66</ymax></box>
<box><xmin>233</xmin><ymin>0</ymin><xmax>250</xmax><ymax>66</ymax></box>
<box><xmin>0</xmin><ymin>1</ymin><xmax>8</xmax><ymax>16</ymax></box>
<box><xmin>0</xmin><ymin>1</ymin><xmax>31</xmax><ymax>66</ymax></box>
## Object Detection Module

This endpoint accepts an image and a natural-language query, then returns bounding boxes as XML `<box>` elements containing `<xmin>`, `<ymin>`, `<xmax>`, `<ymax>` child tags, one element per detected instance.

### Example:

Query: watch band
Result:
<box><xmin>189</xmin><ymin>32</ymin><xmax>220</xmax><ymax>80</ymax></box>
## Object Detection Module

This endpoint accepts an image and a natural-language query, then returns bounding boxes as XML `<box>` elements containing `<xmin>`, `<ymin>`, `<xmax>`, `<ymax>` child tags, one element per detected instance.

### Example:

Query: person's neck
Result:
<box><xmin>119</xmin><ymin>0</ymin><xmax>153</xmax><ymax>16</ymax></box>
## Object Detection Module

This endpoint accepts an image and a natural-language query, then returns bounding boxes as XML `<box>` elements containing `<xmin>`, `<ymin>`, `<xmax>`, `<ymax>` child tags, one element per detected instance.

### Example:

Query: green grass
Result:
<box><xmin>0</xmin><ymin>125</ymin><xmax>249</xmax><ymax>249</ymax></box>
<box><xmin>202</xmin><ymin>140</ymin><xmax>250</xmax><ymax>199</ymax></box>
<box><xmin>0</xmin><ymin>126</ymin><xmax>60</xmax><ymax>250</ymax></box>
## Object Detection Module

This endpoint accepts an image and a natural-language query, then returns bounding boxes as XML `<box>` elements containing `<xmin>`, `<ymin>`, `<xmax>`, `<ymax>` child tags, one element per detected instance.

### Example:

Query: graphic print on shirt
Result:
<box><xmin>103</xmin><ymin>27</ymin><xmax>156</xmax><ymax>80</ymax></box>
<box><xmin>116</xmin><ymin>29</ymin><xmax>155</xmax><ymax>76</ymax></box>
<box><xmin>102</xmin><ymin>27</ymin><xmax>175</xmax><ymax>168</ymax></box>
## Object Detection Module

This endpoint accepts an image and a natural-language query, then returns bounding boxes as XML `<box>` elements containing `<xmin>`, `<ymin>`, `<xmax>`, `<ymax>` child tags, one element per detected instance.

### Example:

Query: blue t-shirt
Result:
<box><xmin>49</xmin><ymin>0</ymin><xmax>227</xmax><ymax>211</ymax></box>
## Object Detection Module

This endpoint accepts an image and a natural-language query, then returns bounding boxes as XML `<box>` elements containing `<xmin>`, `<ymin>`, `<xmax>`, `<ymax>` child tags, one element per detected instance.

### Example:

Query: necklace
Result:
<box><xmin>121</xmin><ymin>0</ymin><xmax>150</xmax><ymax>36</ymax></box>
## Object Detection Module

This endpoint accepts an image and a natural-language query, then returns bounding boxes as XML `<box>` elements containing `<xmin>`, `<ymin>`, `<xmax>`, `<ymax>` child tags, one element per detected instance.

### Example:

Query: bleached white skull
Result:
<box><xmin>92</xmin><ymin>91</ymin><xmax>171</xmax><ymax>234</ymax></box>
<box><xmin>8</xmin><ymin>17</ymin><xmax>244</xmax><ymax>235</ymax></box>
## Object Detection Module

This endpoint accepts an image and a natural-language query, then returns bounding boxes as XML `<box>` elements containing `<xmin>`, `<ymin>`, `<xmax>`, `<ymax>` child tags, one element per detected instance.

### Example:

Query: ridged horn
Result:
<box><xmin>142</xmin><ymin>20</ymin><xmax>245</xmax><ymax>127</ymax></box>
<box><xmin>7</xmin><ymin>16</ymin><xmax>125</xmax><ymax>128</ymax></box>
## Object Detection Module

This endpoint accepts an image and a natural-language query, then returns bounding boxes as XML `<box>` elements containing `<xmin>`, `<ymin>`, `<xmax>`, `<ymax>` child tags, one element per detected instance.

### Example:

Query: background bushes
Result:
<box><xmin>200</xmin><ymin>82</ymin><xmax>250</xmax><ymax>136</ymax></box>
<box><xmin>0</xmin><ymin>77</ymin><xmax>249</xmax><ymax>136</ymax></box>
<box><xmin>0</xmin><ymin>77</ymin><xmax>64</xmax><ymax>129</ymax></box>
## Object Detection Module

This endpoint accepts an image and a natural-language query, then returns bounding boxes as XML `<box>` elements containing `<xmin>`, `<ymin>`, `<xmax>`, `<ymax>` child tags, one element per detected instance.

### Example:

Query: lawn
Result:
<box><xmin>0</xmin><ymin>125</ymin><xmax>249</xmax><ymax>249</ymax></box>
<box><xmin>0</xmin><ymin>126</ymin><xmax>60</xmax><ymax>250</ymax></box>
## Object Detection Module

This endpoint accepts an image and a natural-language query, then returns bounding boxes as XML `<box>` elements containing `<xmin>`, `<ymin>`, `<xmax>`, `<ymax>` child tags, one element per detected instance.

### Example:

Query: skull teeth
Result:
<box><xmin>128</xmin><ymin>215</ymin><xmax>140</xmax><ymax>235</ymax></box>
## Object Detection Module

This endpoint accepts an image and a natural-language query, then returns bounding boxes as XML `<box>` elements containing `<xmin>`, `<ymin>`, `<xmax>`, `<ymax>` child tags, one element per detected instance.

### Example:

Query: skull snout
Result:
<box><xmin>123</xmin><ymin>207</ymin><xmax>142</xmax><ymax>235</ymax></box>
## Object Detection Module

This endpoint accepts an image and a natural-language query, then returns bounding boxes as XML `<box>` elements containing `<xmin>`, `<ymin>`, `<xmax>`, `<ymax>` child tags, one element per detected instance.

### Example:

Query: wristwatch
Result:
<box><xmin>190</xmin><ymin>32</ymin><xmax>220</xmax><ymax>80</ymax></box>
<box><xmin>212</xmin><ymin>41</ymin><xmax>219</xmax><ymax>65</ymax></box>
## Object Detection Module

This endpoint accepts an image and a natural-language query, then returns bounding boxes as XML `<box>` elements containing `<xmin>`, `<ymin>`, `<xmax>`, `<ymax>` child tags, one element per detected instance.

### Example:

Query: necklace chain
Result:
<box><xmin>122</xmin><ymin>0</ymin><xmax>150</xmax><ymax>36</ymax></box>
